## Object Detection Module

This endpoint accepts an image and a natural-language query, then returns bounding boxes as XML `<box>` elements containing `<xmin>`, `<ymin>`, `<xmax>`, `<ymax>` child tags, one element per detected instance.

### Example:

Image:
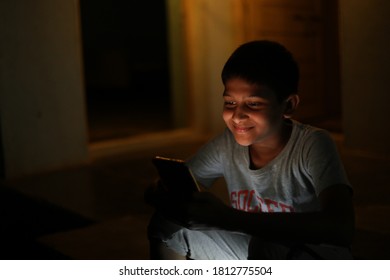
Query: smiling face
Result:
<box><xmin>222</xmin><ymin>78</ymin><xmax>288</xmax><ymax>147</ymax></box>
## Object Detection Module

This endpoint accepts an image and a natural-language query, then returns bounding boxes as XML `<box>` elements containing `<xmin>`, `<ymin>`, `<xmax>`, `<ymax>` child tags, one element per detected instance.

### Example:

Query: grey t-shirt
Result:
<box><xmin>187</xmin><ymin>120</ymin><xmax>351</xmax><ymax>213</ymax></box>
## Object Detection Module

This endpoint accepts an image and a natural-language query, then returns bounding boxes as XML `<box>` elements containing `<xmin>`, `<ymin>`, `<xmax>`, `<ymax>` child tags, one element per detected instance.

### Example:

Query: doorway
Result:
<box><xmin>80</xmin><ymin>0</ymin><xmax>173</xmax><ymax>142</ymax></box>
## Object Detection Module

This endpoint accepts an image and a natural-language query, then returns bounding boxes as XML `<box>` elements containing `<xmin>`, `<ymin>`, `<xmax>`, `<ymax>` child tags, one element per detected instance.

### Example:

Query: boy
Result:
<box><xmin>145</xmin><ymin>40</ymin><xmax>354</xmax><ymax>259</ymax></box>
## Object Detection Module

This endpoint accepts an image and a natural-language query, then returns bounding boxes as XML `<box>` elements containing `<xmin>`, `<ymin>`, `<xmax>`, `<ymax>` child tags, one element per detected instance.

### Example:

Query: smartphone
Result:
<box><xmin>152</xmin><ymin>156</ymin><xmax>200</xmax><ymax>194</ymax></box>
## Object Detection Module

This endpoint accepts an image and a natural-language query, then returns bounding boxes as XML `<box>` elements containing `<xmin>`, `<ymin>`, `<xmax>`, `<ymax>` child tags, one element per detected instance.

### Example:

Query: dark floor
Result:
<box><xmin>1</xmin><ymin>130</ymin><xmax>390</xmax><ymax>260</ymax></box>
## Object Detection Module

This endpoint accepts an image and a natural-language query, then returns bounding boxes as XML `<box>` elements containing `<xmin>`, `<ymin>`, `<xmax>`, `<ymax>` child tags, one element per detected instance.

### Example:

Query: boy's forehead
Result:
<box><xmin>223</xmin><ymin>78</ymin><xmax>275</xmax><ymax>98</ymax></box>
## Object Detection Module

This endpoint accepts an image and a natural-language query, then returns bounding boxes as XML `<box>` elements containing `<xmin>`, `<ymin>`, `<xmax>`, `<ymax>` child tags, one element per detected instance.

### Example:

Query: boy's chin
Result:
<box><xmin>233</xmin><ymin>136</ymin><xmax>253</xmax><ymax>147</ymax></box>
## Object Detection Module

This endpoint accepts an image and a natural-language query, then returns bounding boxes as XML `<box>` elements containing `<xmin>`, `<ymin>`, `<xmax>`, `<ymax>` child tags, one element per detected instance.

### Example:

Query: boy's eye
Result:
<box><xmin>224</xmin><ymin>101</ymin><xmax>236</xmax><ymax>108</ymax></box>
<box><xmin>247</xmin><ymin>102</ymin><xmax>260</xmax><ymax>107</ymax></box>
<box><xmin>247</xmin><ymin>102</ymin><xmax>265</xmax><ymax>109</ymax></box>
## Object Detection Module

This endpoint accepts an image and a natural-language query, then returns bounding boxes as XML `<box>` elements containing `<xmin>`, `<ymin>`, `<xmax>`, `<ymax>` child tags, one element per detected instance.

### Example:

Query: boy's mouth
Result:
<box><xmin>232</xmin><ymin>124</ymin><xmax>253</xmax><ymax>134</ymax></box>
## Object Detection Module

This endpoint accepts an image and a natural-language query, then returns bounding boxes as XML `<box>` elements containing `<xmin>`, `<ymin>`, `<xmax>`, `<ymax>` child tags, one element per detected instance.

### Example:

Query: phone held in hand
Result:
<box><xmin>152</xmin><ymin>156</ymin><xmax>200</xmax><ymax>195</ymax></box>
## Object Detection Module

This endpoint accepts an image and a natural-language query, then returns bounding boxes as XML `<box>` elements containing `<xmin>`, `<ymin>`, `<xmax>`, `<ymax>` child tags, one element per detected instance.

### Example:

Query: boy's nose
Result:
<box><xmin>232</xmin><ymin>106</ymin><xmax>248</xmax><ymax>122</ymax></box>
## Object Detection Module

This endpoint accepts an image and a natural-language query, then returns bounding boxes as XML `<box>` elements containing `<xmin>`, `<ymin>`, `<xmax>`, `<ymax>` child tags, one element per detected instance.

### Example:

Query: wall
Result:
<box><xmin>183</xmin><ymin>0</ymin><xmax>236</xmax><ymax>134</ymax></box>
<box><xmin>0</xmin><ymin>0</ymin><xmax>88</xmax><ymax>178</ymax></box>
<box><xmin>339</xmin><ymin>0</ymin><xmax>390</xmax><ymax>158</ymax></box>
<box><xmin>167</xmin><ymin>0</ymin><xmax>188</xmax><ymax>128</ymax></box>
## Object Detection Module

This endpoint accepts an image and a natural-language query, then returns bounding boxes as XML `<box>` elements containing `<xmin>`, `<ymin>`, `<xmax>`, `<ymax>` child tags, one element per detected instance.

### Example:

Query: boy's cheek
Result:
<box><xmin>222</xmin><ymin>111</ymin><xmax>232</xmax><ymax>124</ymax></box>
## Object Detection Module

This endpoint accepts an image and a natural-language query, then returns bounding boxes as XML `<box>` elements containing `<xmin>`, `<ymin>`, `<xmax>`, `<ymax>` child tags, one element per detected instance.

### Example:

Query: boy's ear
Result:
<box><xmin>283</xmin><ymin>94</ymin><xmax>300</xmax><ymax>119</ymax></box>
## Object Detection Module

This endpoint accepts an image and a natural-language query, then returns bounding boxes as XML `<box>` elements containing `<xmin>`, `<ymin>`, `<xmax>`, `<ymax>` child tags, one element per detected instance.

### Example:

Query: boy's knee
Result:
<box><xmin>147</xmin><ymin>212</ymin><xmax>190</xmax><ymax>259</ymax></box>
<box><xmin>147</xmin><ymin>212</ymin><xmax>183</xmax><ymax>240</ymax></box>
<box><xmin>149</xmin><ymin>238</ymin><xmax>187</xmax><ymax>260</ymax></box>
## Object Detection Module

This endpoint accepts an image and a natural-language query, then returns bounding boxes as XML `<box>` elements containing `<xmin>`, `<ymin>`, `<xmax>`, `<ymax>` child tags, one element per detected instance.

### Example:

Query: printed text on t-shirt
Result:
<box><xmin>230</xmin><ymin>190</ymin><xmax>294</xmax><ymax>212</ymax></box>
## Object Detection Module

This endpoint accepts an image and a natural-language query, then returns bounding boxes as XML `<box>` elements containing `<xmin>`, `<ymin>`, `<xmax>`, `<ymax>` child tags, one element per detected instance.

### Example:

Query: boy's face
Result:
<box><xmin>222</xmin><ymin>78</ymin><xmax>287</xmax><ymax>147</ymax></box>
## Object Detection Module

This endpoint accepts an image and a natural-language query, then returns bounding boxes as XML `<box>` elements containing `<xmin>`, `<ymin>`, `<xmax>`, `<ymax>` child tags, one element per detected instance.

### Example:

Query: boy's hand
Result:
<box><xmin>144</xmin><ymin>179</ymin><xmax>197</xmax><ymax>225</ymax></box>
<box><xmin>144</xmin><ymin>179</ymin><xmax>167</xmax><ymax>207</ymax></box>
<box><xmin>177</xmin><ymin>192</ymin><xmax>232</xmax><ymax>230</ymax></box>
<box><xmin>145</xmin><ymin>181</ymin><xmax>231</xmax><ymax>230</ymax></box>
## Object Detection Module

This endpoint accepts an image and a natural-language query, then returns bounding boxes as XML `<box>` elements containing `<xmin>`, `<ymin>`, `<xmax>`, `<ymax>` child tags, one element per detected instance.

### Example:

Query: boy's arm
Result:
<box><xmin>186</xmin><ymin>184</ymin><xmax>355</xmax><ymax>246</ymax></box>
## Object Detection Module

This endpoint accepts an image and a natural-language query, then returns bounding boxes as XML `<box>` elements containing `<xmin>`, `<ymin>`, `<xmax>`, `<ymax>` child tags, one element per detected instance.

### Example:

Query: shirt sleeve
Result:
<box><xmin>303</xmin><ymin>129</ymin><xmax>352</xmax><ymax>196</ymax></box>
<box><xmin>186</xmin><ymin>131</ymin><xmax>227</xmax><ymax>188</ymax></box>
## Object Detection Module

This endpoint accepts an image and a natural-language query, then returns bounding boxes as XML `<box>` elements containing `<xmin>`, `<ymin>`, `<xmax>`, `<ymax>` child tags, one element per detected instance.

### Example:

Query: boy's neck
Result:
<box><xmin>249</xmin><ymin>120</ymin><xmax>293</xmax><ymax>169</ymax></box>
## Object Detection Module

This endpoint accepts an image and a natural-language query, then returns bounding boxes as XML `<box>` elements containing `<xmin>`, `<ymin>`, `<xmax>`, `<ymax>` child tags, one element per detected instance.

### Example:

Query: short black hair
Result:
<box><xmin>221</xmin><ymin>40</ymin><xmax>299</xmax><ymax>102</ymax></box>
